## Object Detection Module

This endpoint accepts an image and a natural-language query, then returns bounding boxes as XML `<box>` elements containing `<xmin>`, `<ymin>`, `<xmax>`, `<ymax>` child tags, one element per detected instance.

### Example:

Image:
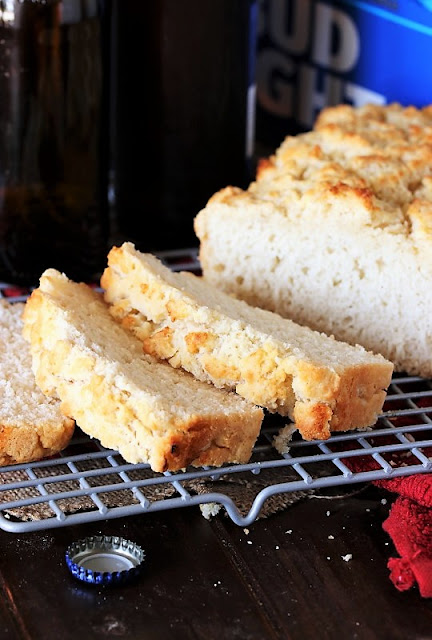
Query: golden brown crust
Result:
<box><xmin>23</xmin><ymin>270</ymin><xmax>263</xmax><ymax>472</ymax></box>
<box><xmin>247</xmin><ymin>102</ymin><xmax>432</xmax><ymax>245</ymax></box>
<box><xmin>102</xmin><ymin>243</ymin><xmax>393</xmax><ymax>441</ymax></box>
<box><xmin>184</xmin><ymin>331</ymin><xmax>216</xmax><ymax>354</ymax></box>
<box><xmin>194</xmin><ymin>103</ymin><xmax>432</xmax><ymax>378</ymax></box>
<box><xmin>0</xmin><ymin>420</ymin><xmax>74</xmax><ymax>466</ymax></box>
<box><xmin>143</xmin><ymin>326</ymin><xmax>175</xmax><ymax>359</ymax></box>
<box><xmin>293</xmin><ymin>402</ymin><xmax>333</xmax><ymax>440</ymax></box>
<box><xmin>0</xmin><ymin>299</ymin><xmax>75</xmax><ymax>466</ymax></box>
<box><xmin>291</xmin><ymin>360</ymin><xmax>389</xmax><ymax>440</ymax></box>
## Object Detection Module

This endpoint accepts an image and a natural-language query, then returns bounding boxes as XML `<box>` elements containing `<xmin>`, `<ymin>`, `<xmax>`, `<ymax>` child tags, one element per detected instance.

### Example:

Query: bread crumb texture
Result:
<box><xmin>22</xmin><ymin>270</ymin><xmax>263</xmax><ymax>472</ymax></box>
<box><xmin>101</xmin><ymin>243</ymin><xmax>393</xmax><ymax>441</ymax></box>
<box><xmin>194</xmin><ymin>103</ymin><xmax>432</xmax><ymax>377</ymax></box>
<box><xmin>0</xmin><ymin>300</ymin><xmax>74</xmax><ymax>465</ymax></box>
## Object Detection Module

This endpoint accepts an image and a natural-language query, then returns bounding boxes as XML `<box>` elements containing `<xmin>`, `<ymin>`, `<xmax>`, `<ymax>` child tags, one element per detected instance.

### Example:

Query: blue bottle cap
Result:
<box><xmin>65</xmin><ymin>535</ymin><xmax>145</xmax><ymax>586</ymax></box>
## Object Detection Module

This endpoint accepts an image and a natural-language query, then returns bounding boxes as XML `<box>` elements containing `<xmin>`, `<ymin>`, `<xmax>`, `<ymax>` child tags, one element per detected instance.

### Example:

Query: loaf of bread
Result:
<box><xmin>22</xmin><ymin>269</ymin><xmax>263</xmax><ymax>472</ymax></box>
<box><xmin>0</xmin><ymin>299</ymin><xmax>74</xmax><ymax>465</ymax></box>
<box><xmin>194</xmin><ymin>102</ymin><xmax>432</xmax><ymax>378</ymax></box>
<box><xmin>101</xmin><ymin>242</ymin><xmax>393</xmax><ymax>441</ymax></box>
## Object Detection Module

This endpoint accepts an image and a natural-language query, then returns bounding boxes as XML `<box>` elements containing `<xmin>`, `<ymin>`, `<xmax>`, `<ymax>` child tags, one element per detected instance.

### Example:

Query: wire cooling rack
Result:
<box><xmin>0</xmin><ymin>249</ymin><xmax>431</xmax><ymax>533</ymax></box>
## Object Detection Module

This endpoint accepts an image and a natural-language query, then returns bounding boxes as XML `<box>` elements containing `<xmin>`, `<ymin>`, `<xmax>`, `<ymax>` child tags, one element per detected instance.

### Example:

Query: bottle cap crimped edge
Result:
<box><xmin>65</xmin><ymin>535</ymin><xmax>145</xmax><ymax>586</ymax></box>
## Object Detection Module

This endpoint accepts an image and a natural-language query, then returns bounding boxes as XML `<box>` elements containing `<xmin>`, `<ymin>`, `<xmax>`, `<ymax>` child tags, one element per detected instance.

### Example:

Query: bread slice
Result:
<box><xmin>0</xmin><ymin>299</ymin><xmax>74</xmax><ymax>465</ymax></box>
<box><xmin>22</xmin><ymin>269</ymin><xmax>263</xmax><ymax>472</ymax></box>
<box><xmin>101</xmin><ymin>242</ymin><xmax>393</xmax><ymax>441</ymax></box>
<box><xmin>194</xmin><ymin>102</ymin><xmax>432</xmax><ymax>378</ymax></box>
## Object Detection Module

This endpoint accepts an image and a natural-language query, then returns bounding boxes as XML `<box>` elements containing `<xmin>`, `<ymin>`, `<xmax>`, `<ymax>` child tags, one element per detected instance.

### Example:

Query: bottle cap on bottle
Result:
<box><xmin>65</xmin><ymin>535</ymin><xmax>145</xmax><ymax>586</ymax></box>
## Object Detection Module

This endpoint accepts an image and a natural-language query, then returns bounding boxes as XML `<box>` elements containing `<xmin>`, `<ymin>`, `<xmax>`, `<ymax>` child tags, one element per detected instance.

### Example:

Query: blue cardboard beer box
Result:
<box><xmin>256</xmin><ymin>0</ymin><xmax>432</xmax><ymax>149</ymax></box>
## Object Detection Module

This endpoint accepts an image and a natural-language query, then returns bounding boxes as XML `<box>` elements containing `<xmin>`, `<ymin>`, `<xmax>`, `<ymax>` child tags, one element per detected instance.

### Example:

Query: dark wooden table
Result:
<box><xmin>1</xmin><ymin>483</ymin><xmax>431</xmax><ymax>640</ymax></box>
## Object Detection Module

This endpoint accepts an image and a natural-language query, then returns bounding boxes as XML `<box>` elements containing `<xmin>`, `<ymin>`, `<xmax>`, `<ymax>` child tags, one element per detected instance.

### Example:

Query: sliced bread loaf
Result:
<box><xmin>101</xmin><ymin>242</ymin><xmax>393</xmax><ymax>441</ymax></box>
<box><xmin>0</xmin><ymin>299</ymin><xmax>74</xmax><ymax>465</ymax></box>
<box><xmin>22</xmin><ymin>269</ymin><xmax>263</xmax><ymax>472</ymax></box>
<box><xmin>194</xmin><ymin>102</ymin><xmax>432</xmax><ymax>378</ymax></box>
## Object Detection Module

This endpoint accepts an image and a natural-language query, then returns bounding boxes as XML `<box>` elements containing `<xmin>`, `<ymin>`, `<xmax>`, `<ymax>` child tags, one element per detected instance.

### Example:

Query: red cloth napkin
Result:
<box><xmin>342</xmin><ymin>445</ymin><xmax>432</xmax><ymax>598</ymax></box>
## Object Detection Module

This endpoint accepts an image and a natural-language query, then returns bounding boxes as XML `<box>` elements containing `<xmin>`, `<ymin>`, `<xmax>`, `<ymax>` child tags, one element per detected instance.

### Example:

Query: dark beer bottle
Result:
<box><xmin>0</xmin><ymin>0</ymin><xmax>111</xmax><ymax>286</ymax></box>
<box><xmin>111</xmin><ymin>0</ymin><xmax>257</xmax><ymax>251</ymax></box>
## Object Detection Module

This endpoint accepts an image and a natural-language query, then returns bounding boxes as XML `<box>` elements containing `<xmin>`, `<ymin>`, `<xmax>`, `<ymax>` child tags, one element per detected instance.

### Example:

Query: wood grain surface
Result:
<box><xmin>0</xmin><ymin>484</ymin><xmax>431</xmax><ymax>640</ymax></box>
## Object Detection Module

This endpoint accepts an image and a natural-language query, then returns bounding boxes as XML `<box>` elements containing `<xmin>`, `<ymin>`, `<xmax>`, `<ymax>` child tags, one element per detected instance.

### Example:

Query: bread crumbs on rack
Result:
<box><xmin>273</xmin><ymin>424</ymin><xmax>298</xmax><ymax>454</ymax></box>
<box><xmin>341</xmin><ymin>554</ymin><xmax>353</xmax><ymax>562</ymax></box>
<box><xmin>200</xmin><ymin>503</ymin><xmax>222</xmax><ymax>520</ymax></box>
